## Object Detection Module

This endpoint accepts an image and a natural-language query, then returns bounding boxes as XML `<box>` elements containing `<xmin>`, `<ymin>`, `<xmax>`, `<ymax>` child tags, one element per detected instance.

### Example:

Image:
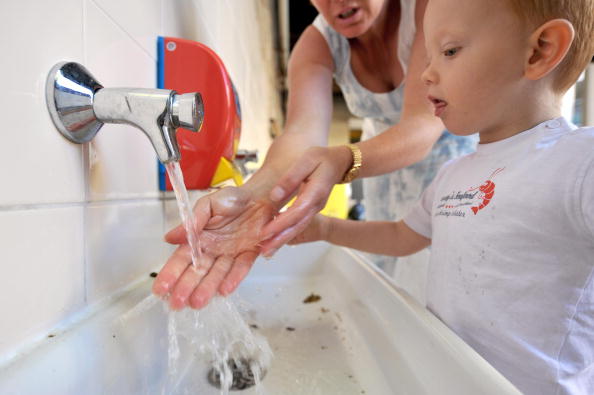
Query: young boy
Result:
<box><xmin>291</xmin><ymin>0</ymin><xmax>594</xmax><ymax>393</ymax></box>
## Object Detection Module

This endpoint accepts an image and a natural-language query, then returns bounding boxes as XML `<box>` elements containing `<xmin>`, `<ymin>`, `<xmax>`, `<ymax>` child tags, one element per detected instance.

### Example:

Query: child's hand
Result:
<box><xmin>288</xmin><ymin>214</ymin><xmax>329</xmax><ymax>245</ymax></box>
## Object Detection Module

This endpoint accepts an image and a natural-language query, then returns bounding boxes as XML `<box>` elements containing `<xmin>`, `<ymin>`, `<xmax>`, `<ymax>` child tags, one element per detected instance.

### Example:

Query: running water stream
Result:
<box><xmin>165</xmin><ymin>162</ymin><xmax>203</xmax><ymax>270</ymax></box>
<box><xmin>161</xmin><ymin>162</ymin><xmax>272</xmax><ymax>394</ymax></box>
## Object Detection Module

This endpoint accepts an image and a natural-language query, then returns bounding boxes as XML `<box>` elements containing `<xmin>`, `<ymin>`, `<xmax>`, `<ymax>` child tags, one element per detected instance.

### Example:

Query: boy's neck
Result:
<box><xmin>478</xmin><ymin>88</ymin><xmax>564</xmax><ymax>144</ymax></box>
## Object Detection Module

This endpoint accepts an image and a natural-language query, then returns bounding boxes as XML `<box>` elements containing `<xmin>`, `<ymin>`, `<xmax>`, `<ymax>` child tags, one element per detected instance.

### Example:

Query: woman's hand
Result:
<box><xmin>259</xmin><ymin>145</ymin><xmax>352</xmax><ymax>256</ymax></box>
<box><xmin>152</xmin><ymin>186</ymin><xmax>275</xmax><ymax>310</ymax></box>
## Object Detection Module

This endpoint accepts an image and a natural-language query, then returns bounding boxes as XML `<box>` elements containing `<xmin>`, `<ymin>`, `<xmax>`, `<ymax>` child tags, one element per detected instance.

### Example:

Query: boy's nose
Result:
<box><xmin>421</xmin><ymin>64</ymin><xmax>436</xmax><ymax>86</ymax></box>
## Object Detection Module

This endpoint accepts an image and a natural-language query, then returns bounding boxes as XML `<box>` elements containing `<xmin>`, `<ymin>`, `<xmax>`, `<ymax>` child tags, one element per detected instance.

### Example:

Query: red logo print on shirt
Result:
<box><xmin>467</xmin><ymin>168</ymin><xmax>505</xmax><ymax>214</ymax></box>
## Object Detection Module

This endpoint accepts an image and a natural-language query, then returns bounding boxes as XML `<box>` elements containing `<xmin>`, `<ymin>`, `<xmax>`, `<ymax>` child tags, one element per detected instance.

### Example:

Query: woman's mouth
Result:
<box><xmin>338</xmin><ymin>8</ymin><xmax>358</xmax><ymax>19</ymax></box>
<box><xmin>428</xmin><ymin>95</ymin><xmax>448</xmax><ymax>117</ymax></box>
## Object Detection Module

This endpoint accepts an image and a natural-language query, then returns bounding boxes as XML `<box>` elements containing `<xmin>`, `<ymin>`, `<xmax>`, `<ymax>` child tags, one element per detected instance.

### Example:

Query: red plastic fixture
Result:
<box><xmin>160</xmin><ymin>37</ymin><xmax>241</xmax><ymax>190</ymax></box>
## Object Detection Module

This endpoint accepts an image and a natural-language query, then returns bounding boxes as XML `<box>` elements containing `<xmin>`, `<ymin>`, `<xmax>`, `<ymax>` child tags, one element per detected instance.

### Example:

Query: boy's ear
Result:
<box><xmin>524</xmin><ymin>19</ymin><xmax>575</xmax><ymax>82</ymax></box>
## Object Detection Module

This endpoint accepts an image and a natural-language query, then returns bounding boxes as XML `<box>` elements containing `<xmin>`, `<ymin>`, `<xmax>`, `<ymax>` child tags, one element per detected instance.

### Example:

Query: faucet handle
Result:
<box><xmin>171</xmin><ymin>92</ymin><xmax>204</xmax><ymax>132</ymax></box>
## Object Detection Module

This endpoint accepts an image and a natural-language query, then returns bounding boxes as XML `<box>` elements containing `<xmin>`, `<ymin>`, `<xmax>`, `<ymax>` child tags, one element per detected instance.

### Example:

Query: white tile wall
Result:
<box><xmin>0</xmin><ymin>0</ymin><xmax>280</xmax><ymax>366</ymax></box>
<box><xmin>85</xmin><ymin>201</ymin><xmax>172</xmax><ymax>304</ymax></box>
<box><xmin>85</xmin><ymin>0</ymin><xmax>161</xmax><ymax>202</ymax></box>
<box><xmin>161</xmin><ymin>0</ymin><xmax>200</xmax><ymax>39</ymax></box>
<box><xmin>90</xmin><ymin>0</ymin><xmax>162</xmax><ymax>59</ymax></box>
<box><xmin>0</xmin><ymin>207</ymin><xmax>85</xmax><ymax>359</ymax></box>
<box><xmin>0</xmin><ymin>0</ymin><xmax>85</xmax><ymax>206</ymax></box>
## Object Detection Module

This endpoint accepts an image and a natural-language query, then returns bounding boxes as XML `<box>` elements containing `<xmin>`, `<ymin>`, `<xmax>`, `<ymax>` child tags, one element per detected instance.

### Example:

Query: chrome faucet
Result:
<box><xmin>45</xmin><ymin>61</ymin><xmax>204</xmax><ymax>163</ymax></box>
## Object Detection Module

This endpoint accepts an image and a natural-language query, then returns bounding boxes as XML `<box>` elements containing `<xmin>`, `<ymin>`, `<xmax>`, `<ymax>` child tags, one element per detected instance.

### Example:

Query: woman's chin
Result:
<box><xmin>333</xmin><ymin>17</ymin><xmax>371</xmax><ymax>39</ymax></box>
<box><xmin>337</xmin><ymin>26</ymin><xmax>367</xmax><ymax>38</ymax></box>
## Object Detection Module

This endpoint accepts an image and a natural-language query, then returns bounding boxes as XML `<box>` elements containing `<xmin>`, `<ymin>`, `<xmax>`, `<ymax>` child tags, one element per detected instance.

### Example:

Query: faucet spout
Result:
<box><xmin>93</xmin><ymin>88</ymin><xmax>204</xmax><ymax>163</ymax></box>
<box><xmin>46</xmin><ymin>62</ymin><xmax>204</xmax><ymax>164</ymax></box>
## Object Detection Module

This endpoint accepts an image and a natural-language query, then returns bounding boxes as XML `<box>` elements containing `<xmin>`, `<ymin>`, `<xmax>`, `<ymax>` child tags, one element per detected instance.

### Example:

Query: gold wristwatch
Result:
<box><xmin>339</xmin><ymin>144</ymin><xmax>362</xmax><ymax>184</ymax></box>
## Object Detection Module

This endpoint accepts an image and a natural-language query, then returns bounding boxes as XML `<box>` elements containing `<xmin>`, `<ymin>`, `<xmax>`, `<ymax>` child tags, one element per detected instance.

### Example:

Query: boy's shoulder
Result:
<box><xmin>516</xmin><ymin>119</ymin><xmax>594</xmax><ymax>160</ymax></box>
<box><xmin>535</xmin><ymin>124</ymin><xmax>594</xmax><ymax>181</ymax></box>
<box><xmin>557</xmin><ymin>124</ymin><xmax>594</xmax><ymax>155</ymax></box>
<box><xmin>431</xmin><ymin>121</ymin><xmax>594</xmax><ymax>177</ymax></box>
<box><xmin>565</xmin><ymin>124</ymin><xmax>594</xmax><ymax>137</ymax></box>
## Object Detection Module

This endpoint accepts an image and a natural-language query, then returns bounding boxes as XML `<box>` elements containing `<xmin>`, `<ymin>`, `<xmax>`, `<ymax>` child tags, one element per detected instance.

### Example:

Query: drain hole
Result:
<box><xmin>207</xmin><ymin>358</ymin><xmax>267</xmax><ymax>391</ymax></box>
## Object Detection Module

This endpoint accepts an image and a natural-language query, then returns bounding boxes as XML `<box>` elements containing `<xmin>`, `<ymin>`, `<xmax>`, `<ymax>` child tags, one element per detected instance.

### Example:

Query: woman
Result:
<box><xmin>153</xmin><ymin>0</ymin><xmax>476</xmax><ymax>310</ymax></box>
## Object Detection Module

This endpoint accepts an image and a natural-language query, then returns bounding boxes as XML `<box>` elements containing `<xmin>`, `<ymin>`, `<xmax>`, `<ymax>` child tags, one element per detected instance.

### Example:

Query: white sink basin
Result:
<box><xmin>0</xmin><ymin>242</ymin><xmax>520</xmax><ymax>394</ymax></box>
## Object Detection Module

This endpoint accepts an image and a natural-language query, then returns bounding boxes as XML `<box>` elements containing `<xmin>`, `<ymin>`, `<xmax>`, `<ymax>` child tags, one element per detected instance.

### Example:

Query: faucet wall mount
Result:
<box><xmin>45</xmin><ymin>61</ymin><xmax>204</xmax><ymax>163</ymax></box>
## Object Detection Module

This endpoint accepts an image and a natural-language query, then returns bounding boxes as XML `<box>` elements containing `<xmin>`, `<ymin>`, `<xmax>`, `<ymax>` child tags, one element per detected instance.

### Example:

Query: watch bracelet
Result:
<box><xmin>339</xmin><ymin>144</ymin><xmax>362</xmax><ymax>184</ymax></box>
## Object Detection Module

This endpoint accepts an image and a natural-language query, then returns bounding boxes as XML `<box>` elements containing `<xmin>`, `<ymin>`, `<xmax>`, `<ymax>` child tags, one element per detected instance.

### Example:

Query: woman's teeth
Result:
<box><xmin>339</xmin><ymin>8</ymin><xmax>357</xmax><ymax>19</ymax></box>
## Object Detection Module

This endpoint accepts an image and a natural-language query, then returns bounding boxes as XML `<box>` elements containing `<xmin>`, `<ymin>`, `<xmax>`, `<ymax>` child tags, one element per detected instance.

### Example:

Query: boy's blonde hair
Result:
<box><xmin>507</xmin><ymin>0</ymin><xmax>594</xmax><ymax>92</ymax></box>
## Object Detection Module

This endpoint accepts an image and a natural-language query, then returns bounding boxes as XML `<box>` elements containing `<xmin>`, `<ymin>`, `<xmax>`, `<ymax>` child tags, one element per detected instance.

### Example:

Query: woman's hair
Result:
<box><xmin>507</xmin><ymin>0</ymin><xmax>594</xmax><ymax>92</ymax></box>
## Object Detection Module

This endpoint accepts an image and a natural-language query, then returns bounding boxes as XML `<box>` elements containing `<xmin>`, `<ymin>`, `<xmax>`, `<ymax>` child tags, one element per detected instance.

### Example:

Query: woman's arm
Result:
<box><xmin>241</xmin><ymin>25</ymin><xmax>340</xmax><ymax>204</ymax></box>
<box><xmin>260</xmin><ymin>0</ymin><xmax>443</xmax><ymax>254</ymax></box>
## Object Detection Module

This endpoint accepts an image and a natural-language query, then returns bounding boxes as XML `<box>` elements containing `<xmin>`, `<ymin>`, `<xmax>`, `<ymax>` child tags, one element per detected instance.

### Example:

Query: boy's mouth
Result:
<box><xmin>428</xmin><ymin>95</ymin><xmax>448</xmax><ymax>117</ymax></box>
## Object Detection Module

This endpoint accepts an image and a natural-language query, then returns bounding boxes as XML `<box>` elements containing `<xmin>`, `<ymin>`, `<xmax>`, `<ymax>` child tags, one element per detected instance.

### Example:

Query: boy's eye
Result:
<box><xmin>444</xmin><ymin>47</ymin><xmax>459</xmax><ymax>57</ymax></box>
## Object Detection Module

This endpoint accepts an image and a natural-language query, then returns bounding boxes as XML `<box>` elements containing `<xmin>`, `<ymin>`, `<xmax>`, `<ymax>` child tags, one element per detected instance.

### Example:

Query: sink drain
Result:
<box><xmin>207</xmin><ymin>358</ymin><xmax>267</xmax><ymax>391</ymax></box>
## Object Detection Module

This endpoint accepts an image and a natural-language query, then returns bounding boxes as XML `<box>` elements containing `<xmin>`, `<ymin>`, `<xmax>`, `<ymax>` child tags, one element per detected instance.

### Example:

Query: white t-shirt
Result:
<box><xmin>404</xmin><ymin>117</ymin><xmax>594</xmax><ymax>395</ymax></box>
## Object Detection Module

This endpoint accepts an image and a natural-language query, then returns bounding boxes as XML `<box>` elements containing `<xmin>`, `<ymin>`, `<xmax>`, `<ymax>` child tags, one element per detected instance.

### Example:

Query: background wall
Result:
<box><xmin>0</xmin><ymin>0</ymin><xmax>282</xmax><ymax>363</ymax></box>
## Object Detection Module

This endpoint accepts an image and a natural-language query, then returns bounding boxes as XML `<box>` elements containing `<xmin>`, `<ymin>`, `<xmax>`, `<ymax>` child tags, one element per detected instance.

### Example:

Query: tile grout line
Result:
<box><xmin>82</xmin><ymin>0</ymin><xmax>89</xmax><ymax>307</ymax></box>
<box><xmin>0</xmin><ymin>197</ymin><xmax>169</xmax><ymax>212</ymax></box>
<box><xmin>88</xmin><ymin>0</ymin><xmax>155</xmax><ymax>61</ymax></box>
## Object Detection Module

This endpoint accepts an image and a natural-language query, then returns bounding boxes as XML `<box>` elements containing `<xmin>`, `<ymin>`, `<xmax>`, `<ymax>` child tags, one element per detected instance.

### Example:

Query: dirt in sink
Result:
<box><xmin>303</xmin><ymin>293</ymin><xmax>321</xmax><ymax>304</ymax></box>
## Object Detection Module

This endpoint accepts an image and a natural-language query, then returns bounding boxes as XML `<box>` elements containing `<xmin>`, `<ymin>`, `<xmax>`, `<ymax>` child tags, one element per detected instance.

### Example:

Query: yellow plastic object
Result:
<box><xmin>210</xmin><ymin>157</ymin><xmax>243</xmax><ymax>187</ymax></box>
<box><xmin>286</xmin><ymin>184</ymin><xmax>348</xmax><ymax>219</ymax></box>
<box><xmin>320</xmin><ymin>184</ymin><xmax>348</xmax><ymax>218</ymax></box>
